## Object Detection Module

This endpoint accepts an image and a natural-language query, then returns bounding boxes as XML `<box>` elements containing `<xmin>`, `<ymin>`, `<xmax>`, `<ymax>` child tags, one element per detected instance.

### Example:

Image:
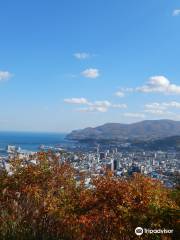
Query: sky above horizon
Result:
<box><xmin>0</xmin><ymin>0</ymin><xmax>180</xmax><ymax>133</ymax></box>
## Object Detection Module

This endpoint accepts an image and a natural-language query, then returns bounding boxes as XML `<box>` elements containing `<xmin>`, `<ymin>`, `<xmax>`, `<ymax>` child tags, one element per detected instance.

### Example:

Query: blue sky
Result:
<box><xmin>0</xmin><ymin>0</ymin><xmax>180</xmax><ymax>132</ymax></box>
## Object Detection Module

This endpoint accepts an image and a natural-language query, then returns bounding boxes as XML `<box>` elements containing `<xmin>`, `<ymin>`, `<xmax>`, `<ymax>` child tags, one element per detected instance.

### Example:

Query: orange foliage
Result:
<box><xmin>0</xmin><ymin>152</ymin><xmax>179</xmax><ymax>240</ymax></box>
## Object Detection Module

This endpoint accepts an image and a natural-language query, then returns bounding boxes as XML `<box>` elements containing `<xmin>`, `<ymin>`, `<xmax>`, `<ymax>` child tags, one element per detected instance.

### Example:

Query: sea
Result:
<box><xmin>0</xmin><ymin>131</ymin><xmax>70</xmax><ymax>156</ymax></box>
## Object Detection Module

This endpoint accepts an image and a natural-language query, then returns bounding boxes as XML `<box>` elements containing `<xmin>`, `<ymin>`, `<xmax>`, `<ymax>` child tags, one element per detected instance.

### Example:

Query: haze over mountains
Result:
<box><xmin>66</xmin><ymin>120</ymin><xmax>180</xmax><ymax>141</ymax></box>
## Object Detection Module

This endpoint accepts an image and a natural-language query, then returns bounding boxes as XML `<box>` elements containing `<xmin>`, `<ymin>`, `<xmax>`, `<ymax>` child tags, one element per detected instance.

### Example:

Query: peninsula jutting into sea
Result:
<box><xmin>0</xmin><ymin>120</ymin><xmax>179</xmax><ymax>189</ymax></box>
<box><xmin>0</xmin><ymin>121</ymin><xmax>179</xmax><ymax>239</ymax></box>
<box><xmin>1</xmin><ymin>0</ymin><xmax>180</xmax><ymax>239</ymax></box>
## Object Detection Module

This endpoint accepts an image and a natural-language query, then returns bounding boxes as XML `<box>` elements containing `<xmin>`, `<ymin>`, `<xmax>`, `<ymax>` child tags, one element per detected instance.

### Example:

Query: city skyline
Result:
<box><xmin>0</xmin><ymin>0</ymin><xmax>180</xmax><ymax>132</ymax></box>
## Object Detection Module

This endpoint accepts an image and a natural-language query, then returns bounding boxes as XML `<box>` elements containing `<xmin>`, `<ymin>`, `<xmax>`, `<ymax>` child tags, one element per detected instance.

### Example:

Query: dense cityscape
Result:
<box><xmin>1</xmin><ymin>0</ymin><xmax>180</xmax><ymax>238</ymax></box>
<box><xmin>1</xmin><ymin>142</ymin><xmax>179</xmax><ymax>189</ymax></box>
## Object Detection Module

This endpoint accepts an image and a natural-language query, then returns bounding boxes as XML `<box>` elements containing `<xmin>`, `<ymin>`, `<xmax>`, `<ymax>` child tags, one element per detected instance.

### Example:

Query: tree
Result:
<box><xmin>0</xmin><ymin>152</ymin><xmax>179</xmax><ymax>240</ymax></box>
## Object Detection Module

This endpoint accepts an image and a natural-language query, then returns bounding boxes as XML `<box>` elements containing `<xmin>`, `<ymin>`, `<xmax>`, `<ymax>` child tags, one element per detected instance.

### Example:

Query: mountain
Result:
<box><xmin>66</xmin><ymin>120</ymin><xmax>180</xmax><ymax>141</ymax></box>
<box><xmin>142</xmin><ymin>136</ymin><xmax>180</xmax><ymax>150</ymax></box>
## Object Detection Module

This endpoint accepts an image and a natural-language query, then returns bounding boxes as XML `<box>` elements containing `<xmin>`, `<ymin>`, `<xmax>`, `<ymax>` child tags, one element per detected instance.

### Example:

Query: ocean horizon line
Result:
<box><xmin>0</xmin><ymin>130</ymin><xmax>68</xmax><ymax>135</ymax></box>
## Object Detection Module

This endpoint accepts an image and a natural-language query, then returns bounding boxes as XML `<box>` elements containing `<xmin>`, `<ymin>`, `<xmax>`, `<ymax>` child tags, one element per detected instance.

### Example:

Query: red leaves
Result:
<box><xmin>0</xmin><ymin>153</ymin><xmax>179</xmax><ymax>239</ymax></box>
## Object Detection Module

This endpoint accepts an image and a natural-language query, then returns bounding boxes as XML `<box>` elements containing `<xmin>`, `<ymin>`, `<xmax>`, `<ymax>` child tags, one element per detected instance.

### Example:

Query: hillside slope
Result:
<box><xmin>66</xmin><ymin>120</ymin><xmax>180</xmax><ymax>141</ymax></box>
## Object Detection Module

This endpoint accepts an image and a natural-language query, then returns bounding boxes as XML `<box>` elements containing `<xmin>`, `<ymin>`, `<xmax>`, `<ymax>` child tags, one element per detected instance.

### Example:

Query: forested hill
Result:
<box><xmin>67</xmin><ymin>120</ymin><xmax>180</xmax><ymax>141</ymax></box>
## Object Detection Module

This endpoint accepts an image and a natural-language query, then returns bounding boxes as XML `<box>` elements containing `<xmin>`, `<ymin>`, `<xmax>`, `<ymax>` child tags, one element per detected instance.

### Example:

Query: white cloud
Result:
<box><xmin>163</xmin><ymin>101</ymin><xmax>180</xmax><ymax>108</ymax></box>
<box><xmin>73</xmin><ymin>52</ymin><xmax>90</xmax><ymax>59</ymax></box>
<box><xmin>136</xmin><ymin>76</ymin><xmax>180</xmax><ymax>94</ymax></box>
<box><xmin>172</xmin><ymin>9</ymin><xmax>180</xmax><ymax>16</ymax></box>
<box><xmin>81</xmin><ymin>68</ymin><xmax>100</xmax><ymax>79</ymax></box>
<box><xmin>77</xmin><ymin>106</ymin><xmax>108</xmax><ymax>113</ymax></box>
<box><xmin>64</xmin><ymin>98</ymin><xmax>88</xmax><ymax>104</ymax></box>
<box><xmin>115</xmin><ymin>91</ymin><xmax>125</xmax><ymax>97</ymax></box>
<box><xmin>115</xmin><ymin>77</ymin><xmax>180</xmax><ymax>97</ymax></box>
<box><xmin>144</xmin><ymin>101</ymin><xmax>180</xmax><ymax>116</ymax></box>
<box><xmin>144</xmin><ymin>109</ymin><xmax>169</xmax><ymax>115</ymax></box>
<box><xmin>0</xmin><ymin>71</ymin><xmax>12</xmax><ymax>81</ymax></box>
<box><xmin>115</xmin><ymin>88</ymin><xmax>134</xmax><ymax>97</ymax></box>
<box><xmin>80</xmin><ymin>100</ymin><xmax>127</xmax><ymax>113</ymax></box>
<box><xmin>88</xmin><ymin>100</ymin><xmax>111</xmax><ymax>108</ymax></box>
<box><xmin>145</xmin><ymin>101</ymin><xmax>180</xmax><ymax>110</ymax></box>
<box><xmin>64</xmin><ymin>98</ymin><xmax>127</xmax><ymax>113</ymax></box>
<box><xmin>145</xmin><ymin>102</ymin><xmax>166</xmax><ymax>111</ymax></box>
<box><xmin>123</xmin><ymin>113</ymin><xmax>146</xmax><ymax>118</ymax></box>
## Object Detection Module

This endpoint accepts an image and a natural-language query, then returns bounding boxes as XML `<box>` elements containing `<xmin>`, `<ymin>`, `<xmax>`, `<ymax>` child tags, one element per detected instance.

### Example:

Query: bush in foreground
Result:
<box><xmin>0</xmin><ymin>152</ymin><xmax>179</xmax><ymax>240</ymax></box>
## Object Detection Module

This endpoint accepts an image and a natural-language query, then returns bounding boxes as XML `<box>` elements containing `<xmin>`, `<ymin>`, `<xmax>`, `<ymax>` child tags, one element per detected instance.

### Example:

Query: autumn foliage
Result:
<box><xmin>0</xmin><ymin>152</ymin><xmax>179</xmax><ymax>240</ymax></box>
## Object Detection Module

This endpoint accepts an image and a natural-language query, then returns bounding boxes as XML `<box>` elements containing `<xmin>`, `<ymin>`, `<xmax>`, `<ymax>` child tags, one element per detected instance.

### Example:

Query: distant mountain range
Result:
<box><xmin>66</xmin><ymin>120</ymin><xmax>180</xmax><ymax>141</ymax></box>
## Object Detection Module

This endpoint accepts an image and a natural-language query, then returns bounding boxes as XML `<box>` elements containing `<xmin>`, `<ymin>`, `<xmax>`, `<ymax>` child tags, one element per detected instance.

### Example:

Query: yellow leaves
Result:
<box><xmin>0</xmin><ymin>153</ymin><xmax>179</xmax><ymax>239</ymax></box>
